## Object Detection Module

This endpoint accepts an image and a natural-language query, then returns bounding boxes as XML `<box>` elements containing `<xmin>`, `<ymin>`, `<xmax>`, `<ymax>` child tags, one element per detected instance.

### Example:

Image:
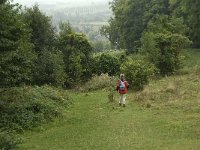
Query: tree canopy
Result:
<box><xmin>0</xmin><ymin>1</ymin><xmax>36</xmax><ymax>87</ymax></box>
<box><xmin>102</xmin><ymin>0</ymin><xmax>199</xmax><ymax>53</ymax></box>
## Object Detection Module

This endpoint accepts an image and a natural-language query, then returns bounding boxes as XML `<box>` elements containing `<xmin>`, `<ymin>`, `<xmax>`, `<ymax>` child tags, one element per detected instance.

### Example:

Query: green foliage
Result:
<box><xmin>103</xmin><ymin>0</ymin><xmax>198</xmax><ymax>53</ymax></box>
<box><xmin>100</xmin><ymin>20</ymin><xmax>121</xmax><ymax>49</ymax></box>
<box><xmin>172</xmin><ymin>0</ymin><xmax>200</xmax><ymax>48</ymax></box>
<box><xmin>58</xmin><ymin>23</ymin><xmax>93</xmax><ymax>87</ymax></box>
<box><xmin>22</xmin><ymin>5</ymin><xmax>56</xmax><ymax>53</ymax></box>
<box><xmin>94</xmin><ymin>53</ymin><xmax>120</xmax><ymax>76</ymax></box>
<box><xmin>121</xmin><ymin>56</ymin><xmax>157</xmax><ymax>90</ymax></box>
<box><xmin>141</xmin><ymin>15</ymin><xmax>191</xmax><ymax>76</ymax></box>
<box><xmin>0</xmin><ymin>86</ymin><xmax>72</xmax><ymax>132</ymax></box>
<box><xmin>0</xmin><ymin>131</ymin><xmax>21</xmax><ymax>150</ymax></box>
<box><xmin>92</xmin><ymin>40</ymin><xmax>112</xmax><ymax>52</ymax></box>
<box><xmin>80</xmin><ymin>73</ymin><xmax>117</xmax><ymax>92</ymax></box>
<box><xmin>33</xmin><ymin>50</ymin><xmax>66</xmax><ymax>87</ymax></box>
<box><xmin>0</xmin><ymin>0</ymin><xmax>36</xmax><ymax>87</ymax></box>
<box><xmin>182</xmin><ymin>0</ymin><xmax>200</xmax><ymax>48</ymax></box>
<box><xmin>66</xmin><ymin>50</ymin><xmax>83</xmax><ymax>86</ymax></box>
<box><xmin>104</xmin><ymin>0</ymin><xmax>173</xmax><ymax>52</ymax></box>
<box><xmin>104</xmin><ymin>0</ymin><xmax>149</xmax><ymax>52</ymax></box>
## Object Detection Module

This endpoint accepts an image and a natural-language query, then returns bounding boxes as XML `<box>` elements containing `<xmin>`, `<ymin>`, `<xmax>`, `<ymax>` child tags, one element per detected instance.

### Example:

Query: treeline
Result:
<box><xmin>1</xmin><ymin>0</ymin><xmax>199</xmax><ymax>89</ymax></box>
<box><xmin>98</xmin><ymin>0</ymin><xmax>200</xmax><ymax>90</ymax></box>
<box><xmin>0</xmin><ymin>1</ymin><xmax>99</xmax><ymax>88</ymax></box>
<box><xmin>101</xmin><ymin>0</ymin><xmax>200</xmax><ymax>52</ymax></box>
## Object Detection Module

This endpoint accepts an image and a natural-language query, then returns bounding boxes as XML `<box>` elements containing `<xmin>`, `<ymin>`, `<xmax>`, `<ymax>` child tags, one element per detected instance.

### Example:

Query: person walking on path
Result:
<box><xmin>116</xmin><ymin>74</ymin><xmax>129</xmax><ymax>107</ymax></box>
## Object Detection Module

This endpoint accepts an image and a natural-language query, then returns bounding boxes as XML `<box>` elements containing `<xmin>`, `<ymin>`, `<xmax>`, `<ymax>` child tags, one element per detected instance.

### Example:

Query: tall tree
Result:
<box><xmin>22</xmin><ymin>4</ymin><xmax>56</xmax><ymax>53</ymax></box>
<box><xmin>102</xmin><ymin>0</ymin><xmax>174</xmax><ymax>53</ymax></box>
<box><xmin>0</xmin><ymin>0</ymin><xmax>36</xmax><ymax>87</ymax></box>
<box><xmin>58</xmin><ymin>23</ymin><xmax>93</xmax><ymax>87</ymax></box>
<box><xmin>160</xmin><ymin>0</ymin><xmax>200</xmax><ymax>48</ymax></box>
<box><xmin>181</xmin><ymin>0</ymin><xmax>200</xmax><ymax>48</ymax></box>
<box><xmin>141</xmin><ymin>15</ymin><xmax>191</xmax><ymax>75</ymax></box>
<box><xmin>22</xmin><ymin>5</ymin><xmax>68</xmax><ymax>86</ymax></box>
<box><xmin>33</xmin><ymin>49</ymin><xmax>66</xmax><ymax>86</ymax></box>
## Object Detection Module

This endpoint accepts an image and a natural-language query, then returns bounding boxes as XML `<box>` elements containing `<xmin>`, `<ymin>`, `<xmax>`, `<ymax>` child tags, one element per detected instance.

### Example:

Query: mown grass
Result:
<box><xmin>19</xmin><ymin>49</ymin><xmax>200</xmax><ymax>150</ymax></box>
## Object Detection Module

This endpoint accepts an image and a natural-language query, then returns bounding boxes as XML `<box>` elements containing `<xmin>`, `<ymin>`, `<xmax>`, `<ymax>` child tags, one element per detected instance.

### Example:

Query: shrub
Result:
<box><xmin>141</xmin><ymin>32</ymin><xmax>190</xmax><ymax>76</ymax></box>
<box><xmin>140</xmin><ymin>16</ymin><xmax>191</xmax><ymax>76</ymax></box>
<box><xmin>33</xmin><ymin>50</ymin><xmax>66</xmax><ymax>87</ymax></box>
<box><xmin>0</xmin><ymin>131</ymin><xmax>21</xmax><ymax>150</ymax></box>
<box><xmin>58</xmin><ymin>23</ymin><xmax>93</xmax><ymax>87</ymax></box>
<box><xmin>80</xmin><ymin>73</ymin><xmax>117</xmax><ymax>92</ymax></box>
<box><xmin>95</xmin><ymin>53</ymin><xmax>120</xmax><ymax>76</ymax></box>
<box><xmin>0</xmin><ymin>86</ymin><xmax>72</xmax><ymax>132</ymax></box>
<box><xmin>120</xmin><ymin>56</ymin><xmax>157</xmax><ymax>91</ymax></box>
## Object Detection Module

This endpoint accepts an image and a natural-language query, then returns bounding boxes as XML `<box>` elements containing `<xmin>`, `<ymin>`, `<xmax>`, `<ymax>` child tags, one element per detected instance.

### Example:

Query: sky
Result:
<box><xmin>13</xmin><ymin>0</ymin><xmax>111</xmax><ymax>7</ymax></box>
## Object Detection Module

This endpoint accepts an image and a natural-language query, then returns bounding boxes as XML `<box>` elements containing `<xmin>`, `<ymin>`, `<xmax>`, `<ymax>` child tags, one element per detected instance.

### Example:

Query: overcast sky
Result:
<box><xmin>13</xmin><ymin>0</ymin><xmax>111</xmax><ymax>7</ymax></box>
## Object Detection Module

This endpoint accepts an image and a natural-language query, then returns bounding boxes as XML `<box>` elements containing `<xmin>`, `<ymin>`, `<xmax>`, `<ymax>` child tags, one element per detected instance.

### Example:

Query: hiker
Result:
<box><xmin>116</xmin><ymin>74</ymin><xmax>129</xmax><ymax>107</ymax></box>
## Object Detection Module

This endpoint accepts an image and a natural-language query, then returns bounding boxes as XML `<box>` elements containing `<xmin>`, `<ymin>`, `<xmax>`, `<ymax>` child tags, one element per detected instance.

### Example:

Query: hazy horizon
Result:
<box><xmin>13</xmin><ymin>0</ymin><xmax>111</xmax><ymax>7</ymax></box>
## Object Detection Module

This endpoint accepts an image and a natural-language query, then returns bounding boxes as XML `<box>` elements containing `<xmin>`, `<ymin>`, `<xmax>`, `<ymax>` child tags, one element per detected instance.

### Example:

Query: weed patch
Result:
<box><xmin>79</xmin><ymin>73</ymin><xmax>117</xmax><ymax>92</ymax></box>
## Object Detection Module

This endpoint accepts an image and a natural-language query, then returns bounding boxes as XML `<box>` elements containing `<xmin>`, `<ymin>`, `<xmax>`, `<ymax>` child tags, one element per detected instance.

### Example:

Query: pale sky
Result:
<box><xmin>13</xmin><ymin>0</ymin><xmax>111</xmax><ymax>7</ymax></box>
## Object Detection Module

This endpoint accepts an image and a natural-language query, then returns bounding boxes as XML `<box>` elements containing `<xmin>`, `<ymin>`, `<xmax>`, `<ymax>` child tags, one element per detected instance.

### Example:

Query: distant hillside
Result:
<box><xmin>46</xmin><ymin>4</ymin><xmax>112</xmax><ymax>26</ymax></box>
<box><xmin>16</xmin><ymin>0</ymin><xmax>112</xmax><ymax>40</ymax></box>
<box><xmin>39</xmin><ymin>2</ymin><xmax>112</xmax><ymax>42</ymax></box>
<box><xmin>14</xmin><ymin>0</ymin><xmax>112</xmax><ymax>25</ymax></box>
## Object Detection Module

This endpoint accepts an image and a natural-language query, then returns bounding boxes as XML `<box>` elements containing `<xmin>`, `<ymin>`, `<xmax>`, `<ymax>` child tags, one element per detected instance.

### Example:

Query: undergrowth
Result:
<box><xmin>0</xmin><ymin>85</ymin><xmax>72</xmax><ymax>132</ymax></box>
<box><xmin>0</xmin><ymin>85</ymin><xmax>72</xmax><ymax>149</ymax></box>
<box><xmin>0</xmin><ymin>130</ymin><xmax>22</xmax><ymax>150</ymax></box>
<box><xmin>132</xmin><ymin>51</ymin><xmax>200</xmax><ymax>108</ymax></box>
<box><xmin>79</xmin><ymin>73</ymin><xmax>117</xmax><ymax>92</ymax></box>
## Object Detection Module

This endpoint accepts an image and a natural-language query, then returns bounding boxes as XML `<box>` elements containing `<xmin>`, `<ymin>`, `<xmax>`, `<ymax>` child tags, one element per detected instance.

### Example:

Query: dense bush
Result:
<box><xmin>0</xmin><ymin>131</ymin><xmax>21</xmax><ymax>150</ymax></box>
<box><xmin>120</xmin><ymin>56</ymin><xmax>157</xmax><ymax>91</ymax></box>
<box><xmin>94</xmin><ymin>53</ymin><xmax>120</xmax><ymax>76</ymax></box>
<box><xmin>0</xmin><ymin>86</ymin><xmax>72</xmax><ymax>132</ymax></box>
<box><xmin>33</xmin><ymin>50</ymin><xmax>66</xmax><ymax>87</ymax></box>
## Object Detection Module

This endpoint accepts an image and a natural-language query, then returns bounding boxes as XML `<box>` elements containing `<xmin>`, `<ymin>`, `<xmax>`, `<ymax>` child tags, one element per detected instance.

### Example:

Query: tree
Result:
<box><xmin>103</xmin><ymin>0</ymin><xmax>181</xmax><ymax>53</ymax></box>
<box><xmin>96</xmin><ymin>53</ymin><xmax>120</xmax><ymax>76</ymax></box>
<box><xmin>141</xmin><ymin>15</ymin><xmax>191</xmax><ymax>75</ymax></box>
<box><xmin>58</xmin><ymin>23</ymin><xmax>93</xmax><ymax>87</ymax></box>
<box><xmin>33</xmin><ymin>50</ymin><xmax>66</xmax><ymax>87</ymax></box>
<box><xmin>22</xmin><ymin>4</ymin><xmax>56</xmax><ymax>54</ymax></box>
<box><xmin>165</xmin><ymin>0</ymin><xmax>200</xmax><ymax>48</ymax></box>
<box><xmin>181</xmin><ymin>0</ymin><xmax>200</xmax><ymax>48</ymax></box>
<box><xmin>0</xmin><ymin>0</ymin><xmax>36</xmax><ymax>87</ymax></box>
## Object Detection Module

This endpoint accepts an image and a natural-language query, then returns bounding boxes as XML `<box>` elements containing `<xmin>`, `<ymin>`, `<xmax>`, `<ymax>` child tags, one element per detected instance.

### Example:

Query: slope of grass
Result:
<box><xmin>19</xmin><ymin>49</ymin><xmax>200</xmax><ymax>150</ymax></box>
<box><xmin>19</xmin><ymin>80</ymin><xmax>200</xmax><ymax>149</ymax></box>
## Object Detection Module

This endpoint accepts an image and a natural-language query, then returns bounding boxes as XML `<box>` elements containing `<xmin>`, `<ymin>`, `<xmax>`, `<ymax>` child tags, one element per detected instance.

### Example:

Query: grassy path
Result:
<box><xmin>19</xmin><ymin>89</ymin><xmax>200</xmax><ymax>150</ymax></box>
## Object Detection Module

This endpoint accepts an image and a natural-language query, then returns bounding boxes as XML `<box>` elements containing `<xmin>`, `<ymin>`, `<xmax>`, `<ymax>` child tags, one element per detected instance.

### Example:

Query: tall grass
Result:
<box><xmin>133</xmin><ymin>49</ymin><xmax>200</xmax><ymax>104</ymax></box>
<box><xmin>78</xmin><ymin>73</ymin><xmax>117</xmax><ymax>92</ymax></box>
